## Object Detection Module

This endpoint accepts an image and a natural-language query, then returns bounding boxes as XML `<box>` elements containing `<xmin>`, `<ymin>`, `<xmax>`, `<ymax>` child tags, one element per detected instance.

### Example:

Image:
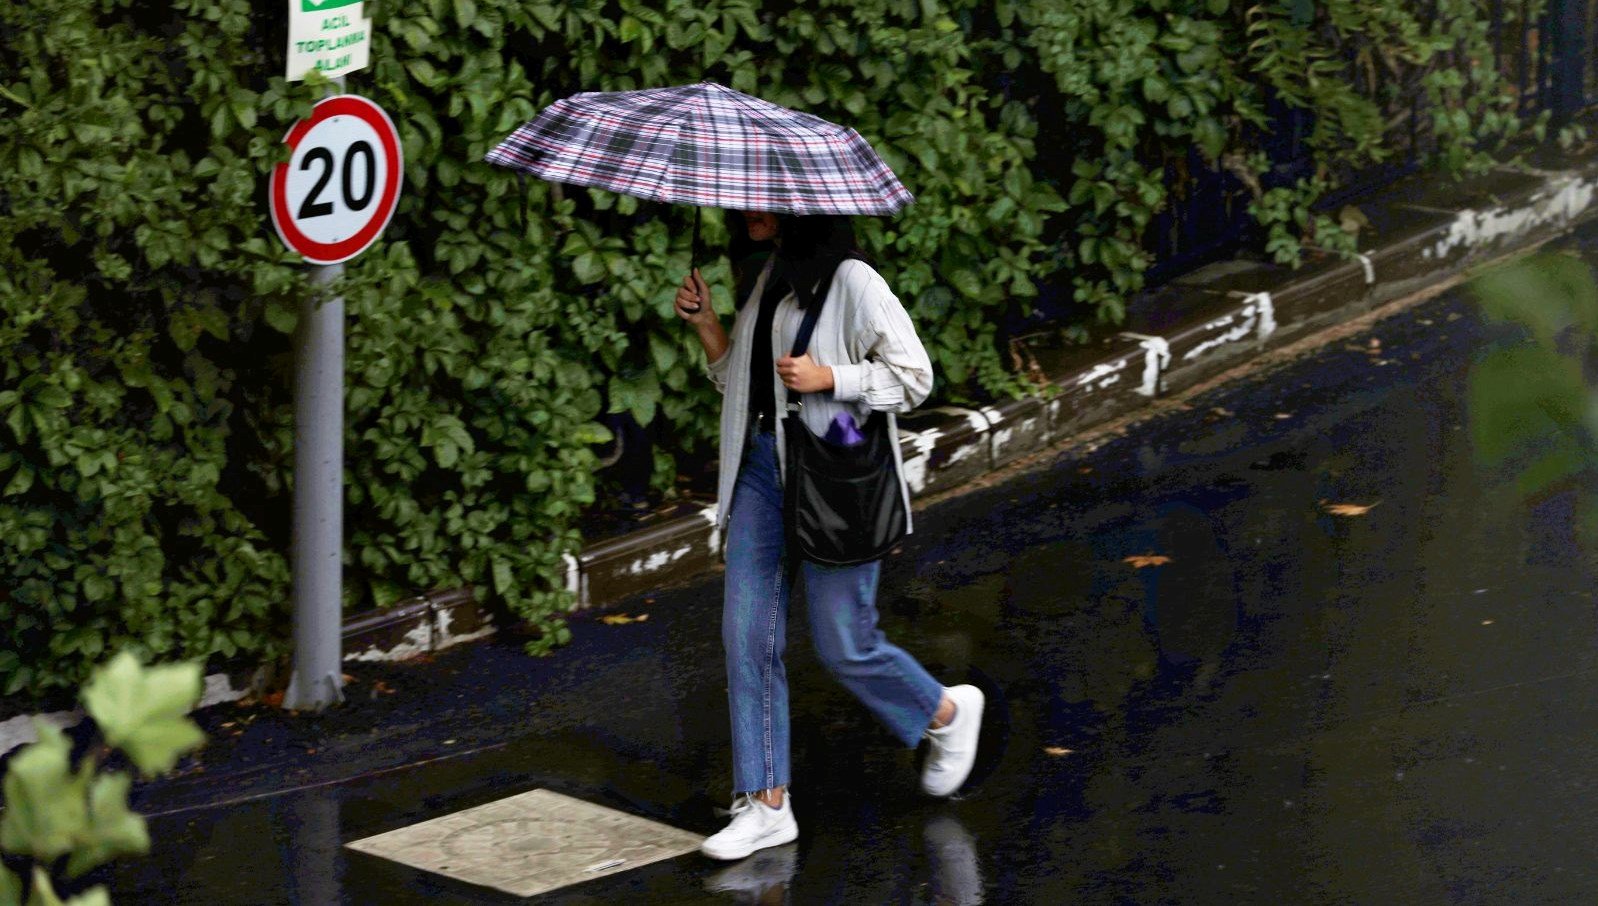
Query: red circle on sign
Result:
<box><xmin>269</xmin><ymin>95</ymin><xmax>403</xmax><ymax>264</ymax></box>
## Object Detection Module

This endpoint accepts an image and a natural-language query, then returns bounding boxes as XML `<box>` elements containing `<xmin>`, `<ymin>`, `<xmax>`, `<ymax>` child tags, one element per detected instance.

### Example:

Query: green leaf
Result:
<box><xmin>491</xmin><ymin>557</ymin><xmax>513</xmax><ymax>595</ymax></box>
<box><xmin>647</xmin><ymin>334</ymin><xmax>678</xmax><ymax>373</ymax></box>
<box><xmin>80</xmin><ymin>653</ymin><xmax>205</xmax><ymax>776</ymax></box>
<box><xmin>607</xmin><ymin>371</ymin><xmax>660</xmax><ymax>426</ymax></box>
<box><xmin>24</xmin><ymin>871</ymin><xmax>109</xmax><ymax>906</ymax></box>
<box><xmin>60</xmin><ymin>887</ymin><xmax>111</xmax><ymax>906</ymax></box>
<box><xmin>63</xmin><ymin>773</ymin><xmax>149</xmax><ymax>878</ymax></box>
<box><xmin>0</xmin><ymin>865</ymin><xmax>19</xmax><ymax>906</ymax></box>
<box><xmin>572</xmin><ymin>252</ymin><xmax>603</xmax><ymax>284</ymax></box>
<box><xmin>33</xmin><ymin>385</ymin><xmax>70</xmax><ymax>409</ymax></box>
<box><xmin>4</xmin><ymin>467</ymin><xmax>33</xmax><ymax>497</ymax></box>
<box><xmin>0</xmin><ymin>723</ymin><xmax>88</xmax><ymax>861</ymax></box>
<box><xmin>1516</xmin><ymin>447</ymin><xmax>1586</xmax><ymax>498</ymax></box>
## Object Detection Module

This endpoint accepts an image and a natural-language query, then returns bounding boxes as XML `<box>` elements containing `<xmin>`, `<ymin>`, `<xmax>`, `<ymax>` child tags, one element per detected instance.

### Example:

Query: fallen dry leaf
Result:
<box><xmin>1274</xmin><ymin>412</ymin><xmax>1293</xmax><ymax>420</ymax></box>
<box><xmin>1044</xmin><ymin>747</ymin><xmax>1075</xmax><ymax>757</ymax></box>
<box><xmin>1212</xmin><ymin>407</ymin><xmax>1234</xmax><ymax>417</ymax></box>
<box><xmin>1124</xmin><ymin>553</ymin><xmax>1172</xmax><ymax>569</ymax></box>
<box><xmin>601</xmin><ymin>613</ymin><xmax>649</xmax><ymax>625</ymax></box>
<box><xmin>1323</xmin><ymin>501</ymin><xmax>1379</xmax><ymax>517</ymax></box>
<box><xmin>1481</xmin><ymin>619</ymin><xmax>1495</xmax><ymax>626</ymax></box>
<box><xmin>371</xmin><ymin>680</ymin><xmax>395</xmax><ymax>696</ymax></box>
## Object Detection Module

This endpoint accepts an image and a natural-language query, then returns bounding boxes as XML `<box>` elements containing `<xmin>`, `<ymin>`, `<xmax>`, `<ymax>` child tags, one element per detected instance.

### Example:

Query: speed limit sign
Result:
<box><xmin>270</xmin><ymin>94</ymin><xmax>402</xmax><ymax>264</ymax></box>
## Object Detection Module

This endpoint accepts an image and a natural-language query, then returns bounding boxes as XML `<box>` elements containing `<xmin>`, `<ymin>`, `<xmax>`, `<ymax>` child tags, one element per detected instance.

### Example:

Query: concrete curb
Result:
<box><xmin>0</xmin><ymin>588</ymin><xmax>492</xmax><ymax>757</ymax></box>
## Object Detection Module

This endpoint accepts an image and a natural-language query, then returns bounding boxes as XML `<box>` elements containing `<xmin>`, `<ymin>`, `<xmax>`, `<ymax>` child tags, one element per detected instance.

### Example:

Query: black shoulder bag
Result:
<box><xmin>781</xmin><ymin>263</ymin><xmax>909</xmax><ymax>566</ymax></box>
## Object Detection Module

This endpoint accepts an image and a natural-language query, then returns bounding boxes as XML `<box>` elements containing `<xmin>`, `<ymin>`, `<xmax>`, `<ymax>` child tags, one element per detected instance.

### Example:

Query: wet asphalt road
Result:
<box><xmin>112</xmin><ymin>232</ymin><xmax>1598</xmax><ymax>904</ymax></box>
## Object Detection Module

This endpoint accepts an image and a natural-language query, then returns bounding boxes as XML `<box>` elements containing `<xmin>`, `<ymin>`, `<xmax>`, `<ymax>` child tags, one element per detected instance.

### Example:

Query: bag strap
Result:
<box><xmin>782</xmin><ymin>259</ymin><xmax>843</xmax><ymax>413</ymax></box>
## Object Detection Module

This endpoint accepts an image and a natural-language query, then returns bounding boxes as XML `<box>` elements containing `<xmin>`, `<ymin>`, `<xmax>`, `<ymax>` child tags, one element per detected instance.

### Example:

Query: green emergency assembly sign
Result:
<box><xmin>287</xmin><ymin>0</ymin><xmax>371</xmax><ymax>81</ymax></box>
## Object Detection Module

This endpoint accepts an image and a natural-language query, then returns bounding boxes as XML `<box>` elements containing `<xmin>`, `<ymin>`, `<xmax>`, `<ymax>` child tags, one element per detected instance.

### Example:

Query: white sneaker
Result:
<box><xmin>701</xmin><ymin>793</ymin><xmax>799</xmax><ymax>861</ymax></box>
<box><xmin>921</xmin><ymin>685</ymin><xmax>985</xmax><ymax>797</ymax></box>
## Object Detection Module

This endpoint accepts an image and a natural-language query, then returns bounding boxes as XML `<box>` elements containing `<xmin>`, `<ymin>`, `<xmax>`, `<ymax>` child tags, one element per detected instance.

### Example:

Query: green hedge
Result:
<box><xmin>0</xmin><ymin>0</ymin><xmax>1545</xmax><ymax>696</ymax></box>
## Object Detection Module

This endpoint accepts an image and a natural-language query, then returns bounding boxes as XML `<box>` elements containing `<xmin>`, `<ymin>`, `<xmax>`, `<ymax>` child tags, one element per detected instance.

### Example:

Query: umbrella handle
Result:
<box><xmin>683</xmin><ymin>206</ymin><xmax>703</xmax><ymax>313</ymax></box>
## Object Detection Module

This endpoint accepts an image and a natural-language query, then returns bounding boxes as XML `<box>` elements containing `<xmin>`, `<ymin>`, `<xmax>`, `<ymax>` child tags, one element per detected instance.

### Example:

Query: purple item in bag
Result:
<box><xmin>824</xmin><ymin>412</ymin><xmax>866</xmax><ymax>446</ymax></box>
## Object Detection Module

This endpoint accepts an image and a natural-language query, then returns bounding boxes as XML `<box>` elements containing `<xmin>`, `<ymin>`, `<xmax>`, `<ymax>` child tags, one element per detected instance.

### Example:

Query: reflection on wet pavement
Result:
<box><xmin>112</xmin><ymin>270</ymin><xmax>1598</xmax><ymax>903</ymax></box>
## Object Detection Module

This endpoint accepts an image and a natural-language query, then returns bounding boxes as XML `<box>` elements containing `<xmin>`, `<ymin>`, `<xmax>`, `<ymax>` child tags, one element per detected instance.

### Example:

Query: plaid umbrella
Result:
<box><xmin>485</xmin><ymin>81</ymin><xmax>913</xmax><ymax>275</ymax></box>
<box><xmin>486</xmin><ymin>80</ymin><xmax>912</xmax><ymax>215</ymax></box>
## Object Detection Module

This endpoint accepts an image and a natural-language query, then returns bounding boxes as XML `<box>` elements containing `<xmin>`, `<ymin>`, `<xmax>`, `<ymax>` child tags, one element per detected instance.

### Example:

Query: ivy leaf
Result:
<box><xmin>608</xmin><ymin>371</ymin><xmax>660</xmax><ymax>426</ymax></box>
<box><xmin>0</xmin><ymin>865</ymin><xmax>19</xmax><ymax>906</ymax></box>
<box><xmin>572</xmin><ymin>252</ymin><xmax>604</xmax><ymax>284</ymax></box>
<box><xmin>63</xmin><ymin>773</ymin><xmax>150</xmax><ymax>878</ymax></box>
<box><xmin>80</xmin><ymin>653</ymin><xmax>205</xmax><ymax>776</ymax></box>
<box><xmin>0</xmin><ymin>723</ymin><xmax>88</xmax><ymax>861</ymax></box>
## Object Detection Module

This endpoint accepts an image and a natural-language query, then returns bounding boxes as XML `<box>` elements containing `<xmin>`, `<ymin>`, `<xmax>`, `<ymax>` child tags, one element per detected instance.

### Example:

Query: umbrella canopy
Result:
<box><xmin>484</xmin><ymin>81</ymin><xmax>914</xmax><ymax>217</ymax></box>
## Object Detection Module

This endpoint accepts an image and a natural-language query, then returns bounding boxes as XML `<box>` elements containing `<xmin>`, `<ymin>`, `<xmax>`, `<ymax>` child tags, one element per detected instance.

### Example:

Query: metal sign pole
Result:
<box><xmin>284</xmin><ymin>76</ymin><xmax>348</xmax><ymax>711</ymax></box>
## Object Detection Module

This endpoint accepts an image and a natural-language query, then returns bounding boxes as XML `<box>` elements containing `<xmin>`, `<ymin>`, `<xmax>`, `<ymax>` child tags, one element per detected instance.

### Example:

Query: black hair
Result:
<box><xmin>724</xmin><ymin>208</ymin><xmax>774</xmax><ymax>307</ymax></box>
<box><xmin>727</xmin><ymin>211</ymin><xmax>874</xmax><ymax>310</ymax></box>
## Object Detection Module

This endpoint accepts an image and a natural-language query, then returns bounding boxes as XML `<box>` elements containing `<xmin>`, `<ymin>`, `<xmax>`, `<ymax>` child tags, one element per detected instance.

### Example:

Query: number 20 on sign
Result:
<box><xmin>270</xmin><ymin>94</ymin><xmax>402</xmax><ymax>264</ymax></box>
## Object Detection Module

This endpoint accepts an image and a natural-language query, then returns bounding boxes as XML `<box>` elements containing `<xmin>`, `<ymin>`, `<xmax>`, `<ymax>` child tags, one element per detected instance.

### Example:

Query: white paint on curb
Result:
<box><xmin>1119</xmin><ymin>332</ymin><xmax>1171</xmax><ymax>397</ymax></box>
<box><xmin>1424</xmin><ymin>175</ymin><xmax>1598</xmax><ymax>260</ymax></box>
<box><xmin>897</xmin><ymin>425</ymin><xmax>941</xmax><ymax>495</ymax></box>
<box><xmin>1184</xmin><ymin>292</ymin><xmax>1278</xmax><ymax>363</ymax></box>
<box><xmin>562</xmin><ymin>552</ymin><xmax>580</xmax><ymax>598</ymax></box>
<box><xmin>947</xmin><ymin>442</ymin><xmax>982</xmax><ymax>466</ymax></box>
<box><xmin>432</xmin><ymin>604</ymin><xmax>496</xmax><ymax>651</ymax></box>
<box><xmin>1354</xmin><ymin>251</ymin><xmax>1375</xmax><ymax>285</ymax></box>
<box><xmin>993</xmin><ymin>425</ymin><xmax>1016</xmax><ymax>454</ymax></box>
<box><xmin>198</xmin><ymin>673</ymin><xmax>245</xmax><ymax>710</ymax></box>
<box><xmin>700</xmin><ymin>504</ymin><xmax>720</xmax><ymax>556</ymax></box>
<box><xmin>627</xmin><ymin>545</ymin><xmax>693</xmax><ymax>576</ymax></box>
<box><xmin>1184</xmin><ymin>316</ymin><xmax>1254</xmax><ymax>363</ymax></box>
<box><xmin>1243</xmin><ymin>292</ymin><xmax>1277</xmax><ymax>339</ymax></box>
<box><xmin>346</xmin><ymin>619</ymin><xmax>431</xmax><ymax>663</ymax></box>
<box><xmin>1075</xmin><ymin>359</ymin><xmax>1127</xmax><ymax>393</ymax></box>
<box><xmin>0</xmin><ymin>710</ymin><xmax>83</xmax><ymax>758</ymax></box>
<box><xmin>935</xmin><ymin>406</ymin><xmax>990</xmax><ymax>436</ymax></box>
<box><xmin>3</xmin><ymin>673</ymin><xmax>253</xmax><ymax>757</ymax></box>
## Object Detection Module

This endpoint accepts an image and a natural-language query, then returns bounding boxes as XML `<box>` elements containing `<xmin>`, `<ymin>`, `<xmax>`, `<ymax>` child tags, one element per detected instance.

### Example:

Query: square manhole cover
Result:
<box><xmin>345</xmin><ymin>789</ymin><xmax>706</xmax><ymax>898</ymax></box>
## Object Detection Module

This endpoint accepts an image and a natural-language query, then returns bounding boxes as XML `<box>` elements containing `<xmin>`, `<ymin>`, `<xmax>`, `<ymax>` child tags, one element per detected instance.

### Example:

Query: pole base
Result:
<box><xmin>282</xmin><ymin>670</ymin><xmax>346</xmax><ymax>711</ymax></box>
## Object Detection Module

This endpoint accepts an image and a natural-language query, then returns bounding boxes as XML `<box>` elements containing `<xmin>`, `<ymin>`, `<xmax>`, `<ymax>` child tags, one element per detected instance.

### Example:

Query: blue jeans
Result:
<box><xmin>723</xmin><ymin>430</ymin><xmax>945</xmax><ymax>795</ymax></box>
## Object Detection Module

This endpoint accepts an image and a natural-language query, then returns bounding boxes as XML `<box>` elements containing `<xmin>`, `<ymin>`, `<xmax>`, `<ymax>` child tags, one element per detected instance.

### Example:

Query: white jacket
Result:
<box><xmin>705</xmin><ymin>256</ymin><xmax>934</xmax><ymax>543</ymax></box>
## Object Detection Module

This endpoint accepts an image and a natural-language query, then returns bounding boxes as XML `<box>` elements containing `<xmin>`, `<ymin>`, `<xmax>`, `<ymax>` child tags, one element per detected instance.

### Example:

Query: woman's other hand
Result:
<box><xmin>775</xmin><ymin>353</ymin><xmax>834</xmax><ymax>393</ymax></box>
<box><xmin>674</xmin><ymin>268</ymin><xmax>716</xmax><ymax>325</ymax></box>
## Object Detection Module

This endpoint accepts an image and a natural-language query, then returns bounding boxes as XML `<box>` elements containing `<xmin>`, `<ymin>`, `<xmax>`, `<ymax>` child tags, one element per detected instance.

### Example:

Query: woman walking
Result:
<box><xmin>674</xmin><ymin>210</ymin><xmax>985</xmax><ymax>862</ymax></box>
